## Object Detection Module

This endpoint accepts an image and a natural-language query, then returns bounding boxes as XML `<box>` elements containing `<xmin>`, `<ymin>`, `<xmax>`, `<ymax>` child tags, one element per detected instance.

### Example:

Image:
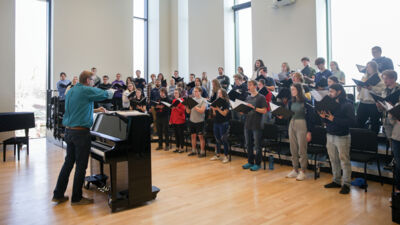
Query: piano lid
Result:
<box><xmin>0</xmin><ymin>112</ymin><xmax>35</xmax><ymax>132</ymax></box>
<box><xmin>105</xmin><ymin>110</ymin><xmax>150</xmax><ymax>117</ymax></box>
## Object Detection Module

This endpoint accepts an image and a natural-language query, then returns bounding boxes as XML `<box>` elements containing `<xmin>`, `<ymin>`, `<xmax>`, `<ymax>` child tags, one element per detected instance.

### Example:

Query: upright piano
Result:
<box><xmin>88</xmin><ymin>111</ymin><xmax>159</xmax><ymax>212</ymax></box>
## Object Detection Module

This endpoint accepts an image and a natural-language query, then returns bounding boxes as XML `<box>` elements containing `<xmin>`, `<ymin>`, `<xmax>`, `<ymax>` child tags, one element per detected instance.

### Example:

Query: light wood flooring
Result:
<box><xmin>0</xmin><ymin>138</ymin><xmax>396</xmax><ymax>225</ymax></box>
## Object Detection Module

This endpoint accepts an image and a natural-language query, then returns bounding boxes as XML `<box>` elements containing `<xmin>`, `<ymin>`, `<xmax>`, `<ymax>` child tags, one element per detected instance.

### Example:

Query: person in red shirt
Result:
<box><xmin>170</xmin><ymin>88</ymin><xmax>186</xmax><ymax>153</ymax></box>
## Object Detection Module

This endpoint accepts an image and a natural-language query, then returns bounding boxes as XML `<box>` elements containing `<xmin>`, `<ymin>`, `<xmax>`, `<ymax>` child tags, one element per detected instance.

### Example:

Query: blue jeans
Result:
<box><xmin>53</xmin><ymin>129</ymin><xmax>91</xmax><ymax>202</ymax></box>
<box><xmin>213</xmin><ymin>122</ymin><xmax>230</xmax><ymax>156</ymax></box>
<box><xmin>244</xmin><ymin>128</ymin><xmax>262</xmax><ymax>166</ymax></box>
<box><xmin>392</xmin><ymin>139</ymin><xmax>400</xmax><ymax>190</ymax></box>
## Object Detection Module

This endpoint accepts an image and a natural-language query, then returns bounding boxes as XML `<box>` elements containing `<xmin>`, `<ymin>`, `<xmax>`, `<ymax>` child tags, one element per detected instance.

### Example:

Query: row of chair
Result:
<box><xmin>168</xmin><ymin>119</ymin><xmax>384</xmax><ymax>192</ymax></box>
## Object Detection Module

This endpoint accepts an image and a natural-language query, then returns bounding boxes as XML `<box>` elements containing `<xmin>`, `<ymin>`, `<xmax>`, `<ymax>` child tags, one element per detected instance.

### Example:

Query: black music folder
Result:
<box><xmin>187</xmin><ymin>81</ymin><xmax>195</xmax><ymax>89</ymax></box>
<box><xmin>182</xmin><ymin>97</ymin><xmax>198</xmax><ymax>109</ymax></box>
<box><xmin>171</xmin><ymin>99</ymin><xmax>182</xmax><ymax>107</ymax></box>
<box><xmin>112</xmin><ymin>83</ymin><xmax>127</xmax><ymax>90</ymax></box>
<box><xmin>59</xmin><ymin>82</ymin><xmax>72</xmax><ymax>88</ymax></box>
<box><xmin>277</xmin><ymin>79</ymin><xmax>293</xmax><ymax>88</ymax></box>
<box><xmin>231</xmin><ymin>99</ymin><xmax>253</xmax><ymax>114</ymax></box>
<box><xmin>370</xmin><ymin>90</ymin><xmax>400</xmax><ymax>106</ymax></box>
<box><xmin>210</xmin><ymin>98</ymin><xmax>226</xmax><ymax>108</ymax></box>
<box><xmin>314</xmin><ymin>95</ymin><xmax>340</xmax><ymax>113</ymax></box>
<box><xmin>131</xmin><ymin>98</ymin><xmax>146</xmax><ymax>106</ymax></box>
<box><xmin>128</xmin><ymin>92</ymin><xmax>136</xmax><ymax>99</ymax></box>
<box><xmin>270</xmin><ymin>103</ymin><xmax>294</xmax><ymax>119</ymax></box>
<box><xmin>352</xmin><ymin>73</ymin><xmax>380</xmax><ymax>87</ymax></box>
<box><xmin>228</xmin><ymin>89</ymin><xmax>241</xmax><ymax>101</ymax></box>
<box><xmin>356</xmin><ymin>64</ymin><xmax>366</xmax><ymax>73</ymax></box>
<box><xmin>258</xmin><ymin>87</ymin><xmax>269</xmax><ymax>96</ymax></box>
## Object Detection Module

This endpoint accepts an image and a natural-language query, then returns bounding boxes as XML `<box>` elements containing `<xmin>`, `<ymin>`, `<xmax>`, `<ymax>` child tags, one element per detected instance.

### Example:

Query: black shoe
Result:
<box><xmin>178</xmin><ymin>150</ymin><xmax>184</xmax><ymax>153</ymax></box>
<box><xmin>188</xmin><ymin>152</ymin><xmax>196</xmax><ymax>156</ymax></box>
<box><xmin>164</xmin><ymin>146</ymin><xmax>170</xmax><ymax>151</ymax></box>
<box><xmin>198</xmin><ymin>153</ymin><xmax>206</xmax><ymax>158</ymax></box>
<box><xmin>173</xmin><ymin>149</ymin><xmax>179</xmax><ymax>153</ymax></box>
<box><xmin>324</xmin><ymin>182</ymin><xmax>342</xmax><ymax>188</ymax></box>
<box><xmin>52</xmin><ymin>195</ymin><xmax>69</xmax><ymax>204</ymax></box>
<box><xmin>339</xmin><ymin>185</ymin><xmax>350</xmax><ymax>194</ymax></box>
<box><xmin>156</xmin><ymin>146</ymin><xmax>163</xmax><ymax>150</ymax></box>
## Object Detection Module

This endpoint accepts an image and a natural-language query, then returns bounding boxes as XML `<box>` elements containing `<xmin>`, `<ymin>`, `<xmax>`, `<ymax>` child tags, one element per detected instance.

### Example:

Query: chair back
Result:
<box><xmin>350</xmin><ymin>128</ymin><xmax>378</xmax><ymax>154</ymax></box>
<box><xmin>310</xmin><ymin>126</ymin><xmax>327</xmax><ymax>147</ymax></box>
<box><xmin>262</xmin><ymin>123</ymin><xmax>279</xmax><ymax>141</ymax></box>
<box><xmin>229</xmin><ymin>120</ymin><xmax>244</xmax><ymax>136</ymax></box>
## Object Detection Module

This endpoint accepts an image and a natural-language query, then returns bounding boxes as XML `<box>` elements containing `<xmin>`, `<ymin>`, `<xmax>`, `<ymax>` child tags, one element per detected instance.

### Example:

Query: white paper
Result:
<box><xmin>161</xmin><ymin>101</ymin><xmax>171</xmax><ymax>107</ymax></box>
<box><xmin>310</xmin><ymin>90</ymin><xmax>329</xmax><ymax>102</ymax></box>
<box><xmin>269</xmin><ymin>102</ymin><xmax>280</xmax><ymax>112</ymax></box>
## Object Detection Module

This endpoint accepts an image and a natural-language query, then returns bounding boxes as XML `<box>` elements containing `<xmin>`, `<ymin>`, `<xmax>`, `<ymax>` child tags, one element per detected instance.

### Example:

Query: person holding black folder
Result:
<box><xmin>242</xmin><ymin>80</ymin><xmax>268</xmax><ymax>171</ymax></box>
<box><xmin>170</xmin><ymin>88</ymin><xmax>186</xmax><ymax>153</ymax></box>
<box><xmin>111</xmin><ymin>73</ymin><xmax>126</xmax><ymax>110</ymax></box>
<box><xmin>186</xmin><ymin>87</ymin><xmax>207</xmax><ymax>157</ymax></box>
<box><xmin>155</xmin><ymin>88</ymin><xmax>172</xmax><ymax>151</ymax></box>
<box><xmin>122</xmin><ymin>83</ymin><xmax>136</xmax><ymax>110</ymax></box>
<box><xmin>319</xmin><ymin>84</ymin><xmax>355</xmax><ymax>194</ymax></box>
<box><xmin>284</xmin><ymin>83</ymin><xmax>317</xmax><ymax>181</ymax></box>
<box><xmin>210</xmin><ymin>89</ymin><xmax>231</xmax><ymax>163</ymax></box>
<box><xmin>56</xmin><ymin>72</ymin><xmax>71</xmax><ymax>100</ymax></box>
<box><xmin>388</xmin><ymin>100</ymin><xmax>400</xmax><ymax>194</ymax></box>
<box><xmin>130</xmin><ymin>88</ymin><xmax>146</xmax><ymax>112</ymax></box>
<box><xmin>217</xmin><ymin>67</ymin><xmax>230</xmax><ymax>91</ymax></box>
<box><xmin>356</xmin><ymin>61</ymin><xmax>385</xmax><ymax>134</ymax></box>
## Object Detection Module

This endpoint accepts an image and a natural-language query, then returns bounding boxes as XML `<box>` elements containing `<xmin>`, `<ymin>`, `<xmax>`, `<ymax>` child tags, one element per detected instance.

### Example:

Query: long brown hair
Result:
<box><xmin>212</xmin><ymin>79</ymin><xmax>221</xmax><ymax>94</ymax></box>
<box><xmin>218</xmin><ymin>88</ymin><xmax>230</xmax><ymax>105</ymax></box>
<box><xmin>291</xmin><ymin>83</ymin><xmax>305</xmax><ymax>103</ymax></box>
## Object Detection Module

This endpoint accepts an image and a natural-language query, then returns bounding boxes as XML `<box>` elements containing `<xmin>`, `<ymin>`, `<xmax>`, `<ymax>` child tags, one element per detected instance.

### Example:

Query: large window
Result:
<box><xmin>233</xmin><ymin>1</ymin><xmax>252</xmax><ymax>76</ymax></box>
<box><xmin>15</xmin><ymin>0</ymin><xmax>49</xmax><ymax>138</ymax></box>
<box><xmin>133</xmin><ymin>0</ymin><xmax>148</xmax><ymax>80</ymax></box>
<box><xmin>329</xmin><ymin>0</ymin><xmax>400</xmax><ymax>85</ymax></box>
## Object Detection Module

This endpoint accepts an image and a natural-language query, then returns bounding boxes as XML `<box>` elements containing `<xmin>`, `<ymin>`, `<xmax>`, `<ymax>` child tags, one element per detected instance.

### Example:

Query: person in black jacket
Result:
<box><xmin>319</xmin><ymin>84</ymin><xmax>355</xmax><ymax>194</ymax></box>
<box><xmin>217</xmin><ymin>67</ymin><xmax>230</xmax><ymax>90</ymax></box>
<box><xmin>155</xmin><ymin>87</ymin><xmax>171</xmax><ymax>150</ymax></box>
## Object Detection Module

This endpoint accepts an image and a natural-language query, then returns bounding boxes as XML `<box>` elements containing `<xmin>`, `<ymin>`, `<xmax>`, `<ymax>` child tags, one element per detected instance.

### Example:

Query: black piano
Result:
<box><xmin>88</xmin><ymin>111</ymin><xmax>159</xmax><ymax>212</ymax></box>
<box><xmin>0</xmin><ymin>112</ymin><xmax>35</xmax><ymax>161</ymax></box>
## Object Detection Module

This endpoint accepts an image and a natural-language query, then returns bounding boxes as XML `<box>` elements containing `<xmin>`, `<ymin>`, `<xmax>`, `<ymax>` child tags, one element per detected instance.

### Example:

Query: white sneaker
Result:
<box><xmin>210</xmin><ymin>155</ymin><xmax>220</xmax><ymax>161</ymax></box>
<box><xmin>222</xmin><ymin>156</ymin><xmax>229</xmax><ymax>163</ymax></box>
<box><xmin>286</xmin><ymin>169</ymin><xmax>298</xmax><ymax>178</ymax></box>
<box><xmin>296</xmin><ymin>171</ymin><xmax>306</xmax><ymax>181</ymax></box>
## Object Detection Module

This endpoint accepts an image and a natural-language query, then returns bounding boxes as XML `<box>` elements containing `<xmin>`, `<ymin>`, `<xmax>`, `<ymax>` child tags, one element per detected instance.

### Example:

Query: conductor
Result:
<box><xmin>52</xmin><ymin>70</ymin><xmax>114</xmax><ymax>205</ymax></box>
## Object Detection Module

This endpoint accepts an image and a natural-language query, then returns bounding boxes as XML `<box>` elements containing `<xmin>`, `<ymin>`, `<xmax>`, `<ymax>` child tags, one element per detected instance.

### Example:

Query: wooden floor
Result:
<box><xmin>0</xmin><ymin>138</ymin><xmax>396</xmax><ymax>225</ymax></box>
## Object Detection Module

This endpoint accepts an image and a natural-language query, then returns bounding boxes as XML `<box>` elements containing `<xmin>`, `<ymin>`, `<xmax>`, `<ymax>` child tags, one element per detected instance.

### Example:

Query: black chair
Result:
<box><xmin>262</xmin><ymin>123</ymin><xmax>282</xmax><ymax>170</ymax></box>
<box><xmin>183</xmin><ymin>122</ymin><xmax>191</xmax><ymax>152</ymax></box>
<box><xmin>3</xmin><ymin>136</ymin><xmax>29</xmax><ymax>161</ymax></box>
<box><xmin>228</xmin><ymin>120</ymin><xmax>245</xmax><ymax>161</ymax></box>
<box><xmin>350</xmin><ymin>128</ymin><xmax>383</xmax><ymax>192</ymax></box>
<box><xmin>307</xmin><ymin>126</ymin><xmax>328</xmax><ymax>179</ymax></box>
<box><xmin>203</xmin><ymin>119</ymin><xmax>215</xmax><ymax>157</ymax></box>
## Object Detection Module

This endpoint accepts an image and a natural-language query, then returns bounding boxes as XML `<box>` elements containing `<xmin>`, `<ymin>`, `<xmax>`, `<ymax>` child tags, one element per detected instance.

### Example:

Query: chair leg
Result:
<box><xmin>377</xmin><ymin>159</ymin><xmax>383</xmax><ymax>186</ymax></box>
<box><xmin>263</xmin><ymin>148</ymin><xmax>266</xmax><ymax>170</ymax></box>
<box><xmin>314</xmin><ymin>155</ymin><xmax>317</xmax><ymax>180</ymax></box>
<box><xmin>18</xmin><ymin>144</ymin><xmax>21</xmax><ymax>161</ymax></box>
<box><xmin>364</xmin><ymin>162</ymin><xmax>368</xmax><ymax>192</ymax></box>
<box><xmin>3</xmin><ymin>144</ymin><xmax>6</xmax><ymax>162</ymax></box>
<box><xmin>27</xmin><ymin>141</ymin><xmax>29</xmax><ymax>155</ymax></box>
<box><xmin>13</xmin><ymin>144</ymin><xmax>16</xmax><ymax>156</ymax></box>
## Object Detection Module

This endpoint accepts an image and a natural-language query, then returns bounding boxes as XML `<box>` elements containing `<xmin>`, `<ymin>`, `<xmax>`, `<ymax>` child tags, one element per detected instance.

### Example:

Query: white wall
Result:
<box><xmin>188</xmin><ymin>0</ymin><xmax>225</xmax><ymax>80</ymax></box>
<box><xmin>53</xmin><ymin>0</ymin><xmax>133</xmax><ymax>86</ymax></box>
<box><xmin>252</xmin><ymin>0</ymin><xmax>318</xmax><ymax>74</ymax></box>
<box><xmin>0</xmin><ymin>0</ymin><xmax>16</xmax><ymax>141</ymax></box>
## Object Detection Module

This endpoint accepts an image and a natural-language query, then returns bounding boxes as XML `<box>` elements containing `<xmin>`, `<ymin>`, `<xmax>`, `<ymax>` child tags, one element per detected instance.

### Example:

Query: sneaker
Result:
<box><xmin>250</xmin><ymin>164</ymin><xmax>261</xmax><ymax>171</ymax></box>
<box><xmin>198</xmin><ymin>153</ymin><xmax>206</xmax><ymax>158</ymax></box>
<box><xmin>156</xmin><ymin>146</ymin><xmax>163</xmax><ymax>150</ymax></box>
<box><xmin>296</xmin><ymin>171</ymin><xmax>306</xmax><ymax>181</ymax></box>
<box><xmin>242</xmin><ymin>163</ymin><xmax>253</xmax><ymax>169</ymax></box>
<box><xmin>188</xmin><ymin>152</ymin><xmax>196</xmax><ymax>156</ymax></box>
<box><xmin>173</xmin><ymin>149</ymin><xmax>179</xmax><ymax>153</ymax></box>
<box><xmin>222</xmin><ymin>156</ymin><xmax>229</xmax><ymax>163</ymax></box>
<box><xmin>71</xmin><ymin>197</ymin><xmax>94</xmax><ymax>205</ymax></box>
<box><xmin>286</xmin><ymin>170</ymin><xmax>298</xmax><ymax>178</ymax></box>
<box><xmin>324</xmin><ymin>182</ymin><xmax>342</xmax><ymax>188</ymax></box>
<box><xmin>210</xmin><ymin>155</ymin><xmax>220</xmax><ymax>161</ymax></box>
<box><xmin>164</xmin><ymin>146</ymin><xmax>170</xmax><ymax>151</ymax></box>
<box><xmin>178</xmin><ymin>149</ymin><xmax>184</xmax><ymax>153</ymax></box>
<box><xmin>339</xmin><ymin>185</ymin><xmax>350</xmax><ymax>194</ymax></box>
<box><xmin>52</xmin><ymin>195</ymin><xmax>69</xmax><ymax>204</ymax></box>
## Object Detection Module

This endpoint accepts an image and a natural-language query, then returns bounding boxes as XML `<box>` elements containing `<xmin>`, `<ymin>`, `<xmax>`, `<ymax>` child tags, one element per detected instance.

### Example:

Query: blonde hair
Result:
<box><xmin>212</xmin><ymin>79</ymin><xmax>221</xmax><ymax>94</ymax></box>
<box><xmin>292</xmin><ymin>72</ymin><xmax>304</xmax><ymax>83</ymax></box>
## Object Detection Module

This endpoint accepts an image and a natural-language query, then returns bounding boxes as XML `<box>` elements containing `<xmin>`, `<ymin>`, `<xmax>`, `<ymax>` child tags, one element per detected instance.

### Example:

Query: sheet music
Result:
<box><xmin>310</xmin><ymin>90</ymin><xmax>329</xmax><ymax>102</ymax></box>
<box><xmin>271</xmin><ymin>91</ymin><xmax>278</xmax><ymax>97</ymax></box>
<box><xmin>269</xmin><ymin>102</ymin><xmax>279</xmax><ymax>112</ymax></box>
<box><xmin>161</xmin><ymin>101</ymin><xmax>171</xmax><ymax>107</ymax></box>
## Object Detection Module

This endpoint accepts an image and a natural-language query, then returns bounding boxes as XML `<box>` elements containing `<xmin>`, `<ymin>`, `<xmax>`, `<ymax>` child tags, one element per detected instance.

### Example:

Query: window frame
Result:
<box><xmin>233</xmin><ymin>1</ymin><xmax>251</xmax><ymax>74</ymax></box>
<box><xmin>133</xmin><ymin>0</ymin><xmax>149</xmax><ymax>81</ymax></box>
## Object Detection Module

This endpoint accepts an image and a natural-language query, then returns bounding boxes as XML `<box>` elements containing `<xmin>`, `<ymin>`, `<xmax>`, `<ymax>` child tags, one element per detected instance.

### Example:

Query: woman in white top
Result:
<box><xmin>122</xmin><ymin>83</ymin><xmax>136</xmax><ymax>109</ymax></box>
<box><xmin>356</xmin><ymin>61</ymin><xmax>385</xmax><ymax>133</ymax></box>
<box><xmin>201</xmin><ymin>72</ymin><xmax>211</xmax><ymax>94</ymax></box>
<box><xmin>252</xmin><ymin>59</ymin><xmax>265</xmax><ymax>80</ymax></box>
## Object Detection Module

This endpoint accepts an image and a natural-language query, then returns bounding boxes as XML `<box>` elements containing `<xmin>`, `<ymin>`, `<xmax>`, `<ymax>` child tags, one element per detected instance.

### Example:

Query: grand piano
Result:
<box><xmin>88</xmin><ymin>111</ymin><xmax>159</xmax><ymax>212</ymax></box>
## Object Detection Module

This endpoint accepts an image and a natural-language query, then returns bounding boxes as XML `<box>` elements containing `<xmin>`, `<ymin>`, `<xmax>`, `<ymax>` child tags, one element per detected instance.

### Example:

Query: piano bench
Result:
<box><xmin>3</xmin><ymin>137</ymin><xmax>29</xmax><ymax>162</ymax></box>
